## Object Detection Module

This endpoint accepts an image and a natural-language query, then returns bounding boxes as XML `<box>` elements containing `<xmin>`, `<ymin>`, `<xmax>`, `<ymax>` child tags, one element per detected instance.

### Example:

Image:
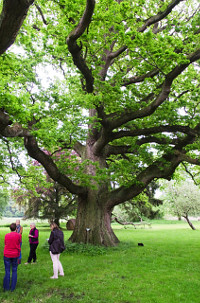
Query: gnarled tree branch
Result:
<box><xmin>104</xmin><ymin>49</ymin><xmax>200</xmax><ymax>131</ymax></box>
<box><xmin>0</xmin><ymin>109</ymin><xmax>12</xmax><ymax>132</ymax></box>
<box><xmin>138</xmin><ymin>0</ymin><xmax>184</xmax><ymax>32</ymax></box>
<box><xmin>66</xmin><ymin>0</ymin><xmax>95</xmax><ymax>93</ymax></box>
<box><xmin>111</xmin><ymin>125</ymin><xmax>197</xmax><ymax>141</ymax></box>
<box><xmin>99</xmin><ymin>0</ymin><xmax>184</xmax><ymax>81</ymax></box>
<box><xmin>107</xmin><ymin>148</ymin><xmax>196</xmax><ymax>209</ymax></box>
<box><xmin>24</xmin><ymin>136</ymin><xmax>87</xmax><ymax>196</ymax></box>
<box><xmin>0</xmin><ymin>0</ymin><xmax>34</xmax><ymax>55</ymax></box>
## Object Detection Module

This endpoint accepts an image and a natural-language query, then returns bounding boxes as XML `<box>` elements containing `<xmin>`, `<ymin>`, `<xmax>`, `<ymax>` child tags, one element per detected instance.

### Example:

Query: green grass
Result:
<box><xmin>1</xmin><ymin>221</ymin><xmax>200</xmax><ymax>302</ymax></box>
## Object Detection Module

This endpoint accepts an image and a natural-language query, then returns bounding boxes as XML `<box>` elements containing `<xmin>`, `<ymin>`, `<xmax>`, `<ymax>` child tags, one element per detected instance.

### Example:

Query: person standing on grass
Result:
<box><xmin>25</xmin><ymin>222</ymin><xmax>39</xmax><ymax>264</ymax></box>
<box><xmin>16</xmin><ymin>219</ymin><xmax>23</xmax><ymax>235</ymax></box>
<box><xmin>16</xmin><ymin>219</ymin><xmax>23</xmax><ymax>264</ymax></box>
<box><xmin>3</xmin><ymin>223</ymin><xmax>22</xmax><ymax>291</ymax></box>
<box><xmin>48</xmin><ymin>222</ymin><xmax>65</xmax><ymax>279</ymax></box>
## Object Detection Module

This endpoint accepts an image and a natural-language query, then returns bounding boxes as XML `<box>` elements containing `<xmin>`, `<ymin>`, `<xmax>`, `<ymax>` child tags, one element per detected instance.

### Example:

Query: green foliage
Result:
<box><xmin>0</xmin><ymin>0</ymin><xmax>199</xmax><ymax>189</ymax></box>
<box><xmin>162</xmin><ymin>180</ymin><xmax>200</xmax><ymax>218</ymax></box>
<box><xmin>115</xmin><ymin>181</ymin><xmax>163</xmax><ymax>221</ymax></box>
<box><xmin>0</xmin><ymin>0</ymin><xmax>200</xmax><ymax>245</ymax></box>
<box><xmin>0</xmin><ymin>189</ymin><xmax>9</xmax><ymax>216</ymax></box>
<box><xmin>10</xmin><ymin>156</ymin><xmax>78</xmax><ymax>223</ymax></box>
<box><xmin>43</xmin><ymin>240</ymin><xmax>108</xmax><ymax>256</ymax></box>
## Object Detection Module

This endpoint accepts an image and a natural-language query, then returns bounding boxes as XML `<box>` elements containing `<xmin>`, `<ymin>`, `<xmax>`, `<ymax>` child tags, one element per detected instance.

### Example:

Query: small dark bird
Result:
<box><xmin>138</xmin><ymin>243</ymin><xmax>144</xmax><ymax>246</ymax></box>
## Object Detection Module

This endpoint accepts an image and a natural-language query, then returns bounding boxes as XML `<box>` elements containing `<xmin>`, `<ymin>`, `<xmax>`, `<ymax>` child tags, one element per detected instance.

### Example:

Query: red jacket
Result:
<box><xmin>4</xmin><ymin>232</ymin><xmax>22</xmax><ymax>258</ymax></box>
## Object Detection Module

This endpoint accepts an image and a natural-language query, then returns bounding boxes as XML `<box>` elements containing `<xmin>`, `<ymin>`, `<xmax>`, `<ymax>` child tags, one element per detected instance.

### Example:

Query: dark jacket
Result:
<box><xmin>48</xmin><ymin>228</ymin><xmax>65</xmax><ymax>254</ymax></box>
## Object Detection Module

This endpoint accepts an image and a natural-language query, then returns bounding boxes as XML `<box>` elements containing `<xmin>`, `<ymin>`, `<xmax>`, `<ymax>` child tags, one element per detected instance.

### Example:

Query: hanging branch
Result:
<box><xmin>35</xmin><ymin>3</ymin><xmax>48</xmax><ymax>25</ymax></box>
<box><xmin>182</xmin><ymin>163</ymin><xmax>200</xmax><ymax>185</ymax></box>
<box><xmin>0</xmin><ymin>175</ymin><xmax>10</xmax><ymax>185</ymax></box>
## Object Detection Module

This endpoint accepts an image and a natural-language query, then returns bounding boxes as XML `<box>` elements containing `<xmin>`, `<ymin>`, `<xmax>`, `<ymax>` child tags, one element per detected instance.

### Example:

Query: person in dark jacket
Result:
<box><xmin>25</xmin><ymin>223</ymin><xmax>39</xmax><ymax>264</ymax></box>
<box><xmin>48</xmin><ymin>222</ymin><xmax>65</xmax><ymax>279</ymax></box>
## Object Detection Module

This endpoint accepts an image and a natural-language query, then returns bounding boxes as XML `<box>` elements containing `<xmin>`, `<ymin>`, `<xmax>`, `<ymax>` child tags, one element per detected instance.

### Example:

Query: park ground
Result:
<box><xmin>0</xmin><ymin>219</ymin><xmax>200</xmax><ymax>303</ymax></box>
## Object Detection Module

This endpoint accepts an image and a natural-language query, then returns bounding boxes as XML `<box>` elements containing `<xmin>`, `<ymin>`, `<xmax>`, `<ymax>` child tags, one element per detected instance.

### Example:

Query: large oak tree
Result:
<box><xmin>0</xmin><ymin>0</ymin><xmax>200</xmax><ymax>245</ymax></box>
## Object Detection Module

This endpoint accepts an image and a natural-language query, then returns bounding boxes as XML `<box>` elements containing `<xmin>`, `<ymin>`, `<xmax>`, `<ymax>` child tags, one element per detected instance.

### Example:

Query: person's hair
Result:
<box><xmin>50</xmin><ymin>222</ymin><xmax>59</xmax><ymax>230</ymax></box>
<box><xmin>30</xmin><ymin>222</ymin><xmax>36</xmax><ymax>227</ymax></box>
<box><xmin>10</xmin><ymin>223</ymin><xmax>16</xmax><ymax>231</ymax></box>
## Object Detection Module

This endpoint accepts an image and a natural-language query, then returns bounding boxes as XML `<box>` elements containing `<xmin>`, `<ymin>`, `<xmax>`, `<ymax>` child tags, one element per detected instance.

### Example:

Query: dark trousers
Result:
<box><xmin>27</xmin><ymin>243</ymin><xmax>38</xmax><ymax>263</ymax></box>
<box><xmin>3</xmin><ymin>256</ymin><xmax>18</xmax><ymax>291</ymax></box>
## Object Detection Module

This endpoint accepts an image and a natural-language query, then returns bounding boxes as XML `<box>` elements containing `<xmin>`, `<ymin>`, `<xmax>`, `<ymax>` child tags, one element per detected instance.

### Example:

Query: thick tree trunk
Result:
<box><xmin>69</xmin><ymin>131</ymin><xmax>120</xmax><ymax>246</ymax></box>
<box><xmin>69</xmin><ymin>190</ymin><xmax>119</xmax><ymax>246</ymax></box>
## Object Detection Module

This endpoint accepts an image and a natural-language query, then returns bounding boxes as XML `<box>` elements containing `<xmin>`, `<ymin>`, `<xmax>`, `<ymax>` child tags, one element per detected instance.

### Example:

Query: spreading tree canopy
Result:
<box><xmin>0</xmin><ymin>0</ymin><xmax>200</xmax><ymax>245</ymax></box>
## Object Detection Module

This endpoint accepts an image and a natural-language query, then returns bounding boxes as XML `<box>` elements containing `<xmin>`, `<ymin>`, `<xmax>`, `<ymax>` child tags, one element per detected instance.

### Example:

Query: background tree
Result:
<box><xmin>13</xmin><ymin>178</ymin><xmax>77</xmax><ymax>226</ymax></box>
<box><xmin>162</xmin><ymin>181</ymin><xmax>200</xmax><ymax>230</ymax></box>
<box><xmin>114</xmin><ymin>181</ymin><xmax>163</xmax><ymax>222</ymax></box>
<box><xmin>2</xmin><ymin>198</ymin><xmax>25</xmax><ymax>218</ymax></box>
<box><xmin>0</xmin><ymin>0</ymin><xmax>200</xmax><ymax>245</ymax></box>
<box><xmin>12</xmin><ymin>158</ymin><xmax>77</xmax><ymax>225</ymax></box>
<box><xmin>0</xmin><ymin>189</ymin><xmax>9</xmax><ymax>217</ymax></box>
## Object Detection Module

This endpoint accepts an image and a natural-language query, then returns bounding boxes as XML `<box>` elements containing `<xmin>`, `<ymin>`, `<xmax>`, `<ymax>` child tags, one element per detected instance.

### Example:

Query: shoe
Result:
<box><xmin>50</xmin><ymin>276</ymin><xmax>58</xmax><ymax>279</ymax></box>
<box><xmin>59</xmin><ymin>274</ymin><xmax>64</xmax><ymax>277</ymax></box>
<box><xmin>24</xmin><ymin>262</ymin><xmax>29</xmax><ymax>265</ymax></box>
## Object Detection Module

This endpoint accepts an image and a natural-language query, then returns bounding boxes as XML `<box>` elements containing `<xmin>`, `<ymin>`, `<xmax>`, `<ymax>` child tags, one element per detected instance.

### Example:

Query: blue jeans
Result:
<box><xmin>3</xmin><ymin>256</ymin><xmax>18</xmax><ymax>291</ymax></box>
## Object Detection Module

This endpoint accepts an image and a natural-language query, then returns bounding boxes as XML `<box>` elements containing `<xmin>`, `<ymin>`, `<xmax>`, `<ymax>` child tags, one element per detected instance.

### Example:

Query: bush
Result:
<box><xmin>42</xmin><ymin>240</ymin><xmax>108</xmax><ymax>256</ymax></box>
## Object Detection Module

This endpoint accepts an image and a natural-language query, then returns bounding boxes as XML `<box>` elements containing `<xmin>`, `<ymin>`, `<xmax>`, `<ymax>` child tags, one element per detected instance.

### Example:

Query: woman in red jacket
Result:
<box><xmin>3</xmin><ymin>223</ymin><xmax>22</xmax><ymax>291</ymax></box>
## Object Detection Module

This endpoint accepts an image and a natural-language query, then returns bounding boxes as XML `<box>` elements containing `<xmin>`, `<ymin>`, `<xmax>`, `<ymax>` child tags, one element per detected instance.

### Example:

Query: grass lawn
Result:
<box><xmin>0</xmin><ymin>220</ymin><xmax>200</xmax><ymax>303</ymax></box>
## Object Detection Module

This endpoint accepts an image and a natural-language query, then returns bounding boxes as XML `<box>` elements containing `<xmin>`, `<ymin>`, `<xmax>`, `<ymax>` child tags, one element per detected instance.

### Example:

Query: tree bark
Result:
<box><xmin>0</xmin><ymin>0</ymin><xmax>34</xmax><ymax>54</ymax></box>
<box><xmin>69</xmin><ymin>190</ymin><xmax>119</xmax><ymax>246</ymax></box>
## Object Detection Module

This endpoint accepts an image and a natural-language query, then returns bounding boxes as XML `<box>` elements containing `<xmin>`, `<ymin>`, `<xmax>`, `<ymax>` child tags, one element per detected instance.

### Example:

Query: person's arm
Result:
<box><xmin>29</xmin><ymin>228</ymin><xmax>38</xmax><ymax>239</ymax></box>
<box><xmin>32</xmin><ymin>229</ymin><xmax>38</xmax><ymax>239</ymax></box>
<box><xmin>19</xmin><ymin>234</ymin><xmax>22</xmax><ymax>249</ymax></box>
<box><xmin>48</xmin><ymin>231</ymin><xmax>54</xmax><ymax>245</ymax></box>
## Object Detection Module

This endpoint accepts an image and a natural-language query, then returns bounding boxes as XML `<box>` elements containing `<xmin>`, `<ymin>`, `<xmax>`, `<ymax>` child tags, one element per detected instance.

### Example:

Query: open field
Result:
<box><xmin>0</xmin><ymin>220</ymin><xmax>200</xmax><ymax>303</ymax></box>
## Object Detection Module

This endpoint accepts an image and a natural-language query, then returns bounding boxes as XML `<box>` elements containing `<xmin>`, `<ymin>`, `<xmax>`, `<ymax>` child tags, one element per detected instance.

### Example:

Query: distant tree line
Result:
<box><xmin>2</xmin><ymin>199</ymin><xmax>25</xmax><ymax>218</ymax></box>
